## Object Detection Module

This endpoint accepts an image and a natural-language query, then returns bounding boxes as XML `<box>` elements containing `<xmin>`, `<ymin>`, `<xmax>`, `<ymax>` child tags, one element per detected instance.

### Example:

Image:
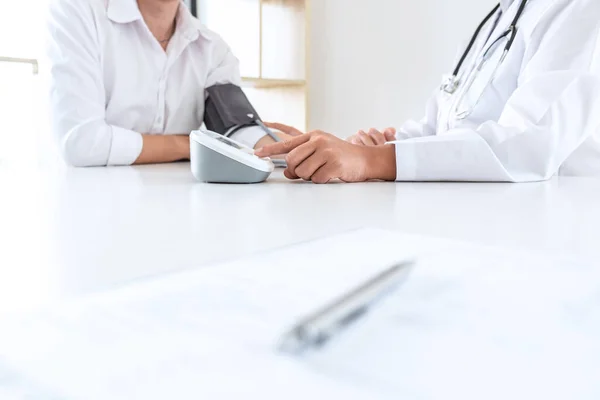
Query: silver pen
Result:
<box><xmin>278</xmin><ymin>260</ymin><xmax>415</xmax><ymax>354</ymax></box>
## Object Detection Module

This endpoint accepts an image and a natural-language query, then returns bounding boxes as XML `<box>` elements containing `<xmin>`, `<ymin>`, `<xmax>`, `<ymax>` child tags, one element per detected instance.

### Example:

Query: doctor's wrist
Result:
<box><xmin>364</xmin><ymin>144</ymin><xmax>397</xmax><ymax>181</ymax></box>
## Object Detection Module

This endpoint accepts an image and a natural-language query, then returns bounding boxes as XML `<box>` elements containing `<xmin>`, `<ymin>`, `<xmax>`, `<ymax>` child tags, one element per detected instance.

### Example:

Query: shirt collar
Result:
<box><xmin>175</xmin><ymin>2</ymin><xmax>211</xmax><ymax>42</ymax></box>
<box><xmin>106</xmin><ymin>0</ymin><xmax>211</xmax><ymax>42</ymax></box>
<box><xmin>106</xmin><ymin>0</ymin><xmax>142</xmax><ymax>23</ymax></box>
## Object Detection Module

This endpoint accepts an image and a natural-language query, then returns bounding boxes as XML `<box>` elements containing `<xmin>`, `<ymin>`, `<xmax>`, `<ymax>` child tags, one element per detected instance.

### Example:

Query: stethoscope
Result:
<box><xmin>441</xmin><ymin>0</ymin><xmax>529</xmax><ymax>95</ymax></box>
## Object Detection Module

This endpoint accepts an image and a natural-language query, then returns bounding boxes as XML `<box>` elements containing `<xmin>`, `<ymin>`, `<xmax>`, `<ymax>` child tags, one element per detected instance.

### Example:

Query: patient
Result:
<box><xmin>47</xmin><ymin>0</ymin><xmax>284</xmax><ymax>167</ymax></box>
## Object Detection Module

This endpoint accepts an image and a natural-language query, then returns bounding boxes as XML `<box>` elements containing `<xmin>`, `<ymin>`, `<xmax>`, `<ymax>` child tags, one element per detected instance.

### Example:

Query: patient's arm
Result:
<box><xmin>133</xmin><ymin>135</ymin><xmax>191</xmax><ymax>165</ymax></box>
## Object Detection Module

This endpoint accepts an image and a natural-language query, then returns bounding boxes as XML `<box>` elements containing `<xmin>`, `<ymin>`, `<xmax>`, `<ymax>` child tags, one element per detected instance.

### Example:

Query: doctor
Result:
<box><xmin>257</xmin><ymin>0</ymin><xmax>600</xmax><ymax>183</ymax></box>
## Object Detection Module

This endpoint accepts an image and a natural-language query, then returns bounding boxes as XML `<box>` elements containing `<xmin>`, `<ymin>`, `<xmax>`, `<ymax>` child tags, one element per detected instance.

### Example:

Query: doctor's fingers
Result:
<box><xmin>255</xmin><ymin>134</ymin><xmax>311</xmax><ymax>157</ymax></box>
<box><xmin>295</xmin><ymin>156</ymin><xmax>343</xmax><ymax>184</ymax></box>
<box><xmin>356</xmin><ymin>130</ymin><xmax>377</xmax><ymax>146</ymax></box>
<box><xmin>363</xmin><ymin>128</ymin><xmax>397</xmax><ymax>145</ymax></box>
<box><xmin>293</xmin><ymin>151</ymin><xmax>329</xmax><ymax>181</ymax></box>
<box><xmin>285</xmin><ymin>141</ymin><xmax>319</xmax><ymax>179</ymax></box>
<box><xmin>368</xmin><ymin>129</ymin><xmax>388</xmax><ymax>145</ymax></box>
<box><xmin>383</xmin><ymin>127</ymin><xmax>397</xmax><ymax>141</ymax></box>
<box><xmin>263</xmin><ymin>122</ymin><xmax>304</xmax><ymax>137</ymax></box>
<box><xmin>310</xmin><ymin>163</ymin><xmax>337</xmax><ymax>184</ymax></box>
<box><xmin>352</xmin><ymin>129</ymin><xmax>389</xmax><ymax>146</ymax></box>
<box><xmin>348</xmin><ymin>134</ymin><xmax>362</xmax><ymax>145</ymax></box>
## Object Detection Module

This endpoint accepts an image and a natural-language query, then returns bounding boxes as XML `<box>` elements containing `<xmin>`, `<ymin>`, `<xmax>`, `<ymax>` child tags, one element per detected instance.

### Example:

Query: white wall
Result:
<box><xmin>308</xmin><ymin>0</ymin><xmax>496</xmax><ymax>136</ymax></box>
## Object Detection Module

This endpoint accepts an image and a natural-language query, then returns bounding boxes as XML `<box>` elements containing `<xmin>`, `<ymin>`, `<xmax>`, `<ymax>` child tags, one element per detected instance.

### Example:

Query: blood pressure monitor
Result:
<box><xmin>190</xmin><ymin>129</ymin><xmax>274</xmax><ymax>183</ymax></box>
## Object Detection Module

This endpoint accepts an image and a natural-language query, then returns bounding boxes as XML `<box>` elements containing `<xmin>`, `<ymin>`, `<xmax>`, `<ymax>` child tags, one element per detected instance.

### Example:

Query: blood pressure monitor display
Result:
<box><xmin>203</xmin><ymin>130</ymin><xmax>246</xmax><ymax>150</ymax></box>
<box><xmin>216</xmin><ymin>135</ymin><xmax>245</xmax><ymax>150</ymax></box>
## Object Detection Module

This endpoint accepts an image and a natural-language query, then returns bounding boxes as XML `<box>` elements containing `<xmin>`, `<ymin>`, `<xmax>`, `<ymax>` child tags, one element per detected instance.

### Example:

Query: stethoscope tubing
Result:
<box><xmin>444</xmin><ymin>0</ymin><xmax>528</xmax><ymax>95</ymax></box>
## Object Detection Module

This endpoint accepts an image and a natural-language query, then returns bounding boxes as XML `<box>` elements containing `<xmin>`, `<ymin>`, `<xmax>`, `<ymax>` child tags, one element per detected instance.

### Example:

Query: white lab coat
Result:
<box><xmin>393</xmin><ymin>0</ymin><xmax>600</xmax><ymax>182</ymax></box>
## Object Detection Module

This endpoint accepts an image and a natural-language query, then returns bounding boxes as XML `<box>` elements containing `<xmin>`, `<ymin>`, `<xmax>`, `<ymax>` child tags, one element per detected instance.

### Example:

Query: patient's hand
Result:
<box><xmin>347</xmin><ymin>128</ymin><xmax>396</xmax><ymax>146</ymax></box>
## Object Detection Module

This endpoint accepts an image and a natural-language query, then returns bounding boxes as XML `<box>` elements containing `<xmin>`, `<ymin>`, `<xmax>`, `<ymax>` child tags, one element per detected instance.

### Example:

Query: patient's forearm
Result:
<box><xmin>134</xmin><ymin>134</ymin><xmax>190</xmax><ymax>165</ymax></box>
<box><xmin>134</xmin><ymin>131</ymin><xmax>292</xmax><ymax>165</ymax></box>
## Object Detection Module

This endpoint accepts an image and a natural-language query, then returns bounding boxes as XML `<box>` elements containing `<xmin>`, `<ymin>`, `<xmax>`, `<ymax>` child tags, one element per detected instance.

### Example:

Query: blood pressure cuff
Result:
<box><xmin>204</xmin><ymin>83</ymin><xmax>261</xmax><ymax>136</ymax></box>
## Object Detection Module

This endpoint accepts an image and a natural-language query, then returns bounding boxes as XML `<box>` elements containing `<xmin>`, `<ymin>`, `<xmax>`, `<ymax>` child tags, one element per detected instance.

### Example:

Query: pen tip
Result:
<box><xmin>278</xmin><ymin>334</ymin><xmax>306</xmax><ymax>355</ymax></box>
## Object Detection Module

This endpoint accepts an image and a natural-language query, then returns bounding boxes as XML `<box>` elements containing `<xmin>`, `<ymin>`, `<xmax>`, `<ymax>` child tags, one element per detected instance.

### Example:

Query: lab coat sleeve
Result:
<box><xmin>205</xmin><ymin>38</ymin><xmax>265</xmax><ymax>148</ymax></box>
<box><xmin>47</xmin><ymin>0</ymin><xmax>143</xmax><ymax>167</ymax></box>
<box><xmin>393</xmin><ymin>4</ymin><xmax>600</xmax><ymax>182</ymax></box>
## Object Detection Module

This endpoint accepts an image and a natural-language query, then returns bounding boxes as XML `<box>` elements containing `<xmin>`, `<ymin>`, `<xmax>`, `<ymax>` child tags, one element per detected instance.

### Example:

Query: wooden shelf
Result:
<box><xmin>0</xmin><ymin>56</ymin><xmax>38</xmax><ymax>74</ymax></box>
<box><xmin>260</xmin><ymin>0</ymin><xmax>306</xmax><ymax>80</ymax></box>
<box><xmin>241</xmin><ymin>77</ymin><xmax>306</xmax><ymax>88</ymax></box>
<box><xmin>197</xmin><ymin>0</ymin><xmax>309</xmax><ymax>128</ymax></box>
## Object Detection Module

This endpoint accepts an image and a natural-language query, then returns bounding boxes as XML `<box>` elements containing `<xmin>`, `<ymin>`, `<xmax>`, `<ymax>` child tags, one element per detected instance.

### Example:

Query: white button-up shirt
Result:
<box><xmin>47</xmin><ymin>0</ymin><xmax>265</xmax><ymax>167</ymax></box>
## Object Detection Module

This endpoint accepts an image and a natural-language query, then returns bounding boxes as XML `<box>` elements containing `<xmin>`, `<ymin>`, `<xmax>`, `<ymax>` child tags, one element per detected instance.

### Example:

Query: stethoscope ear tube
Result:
<box><xmin>450</xmin><ymin>4</ymin><xmax>501</xmax><ymax>80</ymax></box>
<box><xmin>443</xmin><ymin>0</ymin><xmax>528</xmax><ymax>95</ymax></box>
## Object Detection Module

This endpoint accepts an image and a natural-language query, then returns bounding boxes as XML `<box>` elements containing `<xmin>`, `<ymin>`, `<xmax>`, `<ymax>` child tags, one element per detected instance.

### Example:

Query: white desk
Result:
<box><xmin>2</xmin><ymin>163</ymin><xmax>600</xmax><ymax>399</ymax></box>
<box><xmin>1</xmin><ymin>162</ymin><xmax>600</xmax><ymax>314</ymax></box>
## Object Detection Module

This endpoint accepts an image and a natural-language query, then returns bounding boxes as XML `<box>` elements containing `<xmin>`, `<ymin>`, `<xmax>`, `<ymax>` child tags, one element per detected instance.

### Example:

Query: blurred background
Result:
<box><xmin>0</xmin><ymin>0</ymin><xmax>496</xmax><ymax>167</ymax></box>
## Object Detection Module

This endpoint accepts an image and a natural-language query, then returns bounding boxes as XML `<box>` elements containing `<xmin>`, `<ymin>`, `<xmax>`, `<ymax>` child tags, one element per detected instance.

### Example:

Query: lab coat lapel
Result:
<box><xmin>500</xmin><ymin>0</ymin><xmax>516</xmax><ymax>12</ymax></box>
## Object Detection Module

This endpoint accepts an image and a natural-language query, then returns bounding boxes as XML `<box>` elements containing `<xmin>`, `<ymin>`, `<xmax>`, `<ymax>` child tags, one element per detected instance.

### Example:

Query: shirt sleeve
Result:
<box><xmin>205</xmin><ymin>39</ymin><xmax>265</xmax><ymax>149</ymax></box>
<box><xmin>229</xmin><ymin>126</ymin><xmax>268</xmax><ymax>149</ymax></box>
<box><xmin>393</xmin><ymin>2</ymin><xmax>600</xmax><ymax>182</ymax></box>
<box><xmin>47</xmin><ymin>0</ymin><xmax>142</xmax><ymax>167</ymax></box>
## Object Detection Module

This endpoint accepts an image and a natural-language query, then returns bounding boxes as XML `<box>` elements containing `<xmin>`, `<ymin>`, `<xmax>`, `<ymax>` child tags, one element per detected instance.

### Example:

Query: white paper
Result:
<box><xmin>305</xmin><ymin>249</ymin><xmax>600</xmax><ymax>399</ymax></box>
<box><xmin>0</xmin><ymin>229</ymin><xmax>599</xmax><ymax>399</ymax></box>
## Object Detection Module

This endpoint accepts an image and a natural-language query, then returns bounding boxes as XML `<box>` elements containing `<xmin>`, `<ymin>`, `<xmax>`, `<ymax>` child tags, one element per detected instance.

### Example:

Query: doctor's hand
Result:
<box><xmin>347</xmin><ymin>128</ymin><xmax>397</xmax><ymax>146</ymax></box>
<box><xmin>264</xmin><ymin>121</ymin><xmax>305</xmax><ymax>143</ymax></box>
<box><xmin>255</xmin><ymin>126</ymin><xmax>397</xmax><ymax>183</ymax></box>
<box><xmin>254</xmin><ymin>122</ymin><xmax>305</xmax><ymax>151</ymax></box>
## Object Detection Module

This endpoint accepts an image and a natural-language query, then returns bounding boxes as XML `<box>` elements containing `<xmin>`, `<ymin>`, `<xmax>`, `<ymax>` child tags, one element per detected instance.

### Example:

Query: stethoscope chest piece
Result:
<box><xmin>439</xmin><ymin>0</ymin><xmax>528</xmax><ymax>119</ymax></box>
<box><xmin>441</xmin><ymin>75</ymin><xmax>460</xmax><ymax>95</ymax></box>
